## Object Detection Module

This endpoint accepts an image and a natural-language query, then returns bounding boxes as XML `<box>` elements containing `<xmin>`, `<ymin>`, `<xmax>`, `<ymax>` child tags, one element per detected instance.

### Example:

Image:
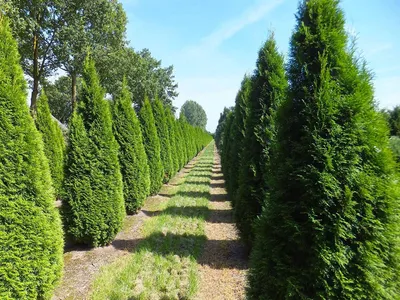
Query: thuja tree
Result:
<box><xmin>152</xmin><ymin>97</ymin><xmax>173</xmax><ymax>182</ymax></box>
<box><xmin>139</xmin><ymin>97</ymin><xmax>163</xmax><ymax>194</ymax></box>
<box><xmin>174</xmin><ymin>118</ymin><xmax>185</xmax><ymax>168</ymax></box>
<box><xmin>62</xmin><ymin>57</ymin><xmax>125</xmax><ymax>247</ymax></box>
<box><xmin>247</xmin><ymin>0</ymin><xmax>400</xmax><ymax>299</ymax></box>
<box><xmin>166</xmin><ymin>110</ymin><xmax>179</xmax><ymax>174</ymax></box>
<box><xmin>215</xmin><ymin>107</ymin><xmax>231</xmax><ymax>150</ymax></box>
<box><xmin>226</xmin><ymin>76</ymin><xmax>252</xmax><ymax>204</ymax></box>
<box><xmin>221</xmin><ymin>111</ymin><xmax>234</xmax><ymax>189</ymax></box>
<box><xmin>112</xmin><ymin>82</ymin><xmax>150</xmax><ymax>214</ymax></box>
<box><xmin>179</xmin><ymin>114</ymin><xmax>190</xmax><ymax>164</ymax></box>
<box><xmin>35</xmin><ymin>91</ymin><xmax>66</xmax><ymax>198</ymax></box>
<box><xmin>235</xmin><ymin>34</ymin><xmax>287</xmax><ymax>245</ymax></box>
<box><xmin>0</xmin><ymin>17</ymin><xmax>63</xmax><ymax>299</ymax></box>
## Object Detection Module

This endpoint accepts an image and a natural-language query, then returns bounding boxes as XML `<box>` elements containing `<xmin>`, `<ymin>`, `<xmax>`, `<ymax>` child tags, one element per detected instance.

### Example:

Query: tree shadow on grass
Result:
<box><xmin>189</xmin><ymin>174</ymin><xmax>215</xmax><ymax>179</ymax></box>
<box><xmin>176</xmin><ymin>190</ymin><xmax>210</xmax><ymax>199</ymax></box>
<box><xmin>210</xmin><ymin>193</ymin><xmax>228</xmax><ymax>202</ymax></box>
<box><xmin>210</xmin><ymin>182</ymin><xmax>225</xmax><ymax>189</ymax></box>
<box><xmin>184</xmin><ymin>180</ymin><xmax>211</xmax><ymax>185</ymax></box>
<box><xmin>140</xmin><ymin>206</ymin><xmax>234</xmax><ymax>224</ymax></box>
<box><xmin>112</xmin><ymin>232</ymin><xmax>247</xmax><ymax>270</ymax></box>
<box><xmin>211</xmin><ymin>174</ymin><xmax>224</xmax><ymax>180</ymax></box>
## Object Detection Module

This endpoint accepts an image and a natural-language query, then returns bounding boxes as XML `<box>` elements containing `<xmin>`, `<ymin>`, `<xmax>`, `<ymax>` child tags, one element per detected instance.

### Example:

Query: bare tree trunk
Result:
<box><xmin>71</xmin><ymin>73</ymin><xmax>77</xmax><ymax>107</ymax></box>
<box><xmin>30</xmin><ymin>32</ymin><xmax>39</xmax><ymax>112</ymax></box>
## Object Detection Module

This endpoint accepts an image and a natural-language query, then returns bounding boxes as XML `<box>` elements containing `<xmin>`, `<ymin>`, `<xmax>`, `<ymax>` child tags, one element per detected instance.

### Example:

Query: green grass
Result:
<box><xmin>91</xmin><ymin>143</ymin><xmax>214</xmax><ymax>300</ymax></box>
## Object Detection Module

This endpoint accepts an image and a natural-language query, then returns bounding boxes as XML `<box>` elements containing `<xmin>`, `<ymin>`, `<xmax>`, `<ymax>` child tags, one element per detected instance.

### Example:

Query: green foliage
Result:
<box><xmin>389</xmin><ymin>136</ymin><xmax>400</xmax><ymax>162</ymax></box>
<box><xmin>234</xmin><ymin>34</ymin><xmax>287</xmax><ymax>245</ymax></box>
<box><xmin>55</xmin><ymin>0</ymin><xmax>127</xmax><ymax>103</ymax></box>
<box><xmin>35</xmin><ymin>91</ymin><xmax>66</xmax><ymax>198</ymax></box>
<box><xmin>387</xmin><ymin>106</ymin><xmax>400</xmax><ymax>136</ymax></box>
<box><xmin>221</xmin><ymin>76</ymin><xmax>252</xmax><ymax>206</ymax></box>
<box><xmin>229</xmin><ymin>76</ymin><xmax>251</xmax><ymax>204</ymax></box>
<box><xmin>0</xmin><ymin>16</ymin><xmax>63</xmax><ymax>299</ymax></box>
<box><xmin>139</xmin><ymin>97</ymin><xmax>164</xmax><ymax>195</ymax></box>
<box><xmin>152</xmin><ymin>98</ymin><xmax>174</xmax><ymax>182</ymax></box>
<box><xmin>174</xmin><ymin>118</ymin><xmax>185</xmax><ymax>169</ymax></box>
<box><xmin>179</xmin><ymin>114</ymin><xmax>190</xmax><ymax>165</ymax></box>
<box><xmin>220</xmin><ymin>111</ymin><xmax>234</xmax><ymax>188</ymax></box>
<box><xmin>112</xmin><ymin>82</ymin><xmax>150</xmax><ymax>214</ymax></box>
<box><xmin>215</xmin><ymin>107</ymin><xmax>232</xmax><ymax>151</ymax></box>
<box><xmin>6</xmin><ymin>0</ymin><xmax>62</xmax><ymax>108</ymax></box>
<box><xmin>98</xmin><ymin>48</ymin><xmax>178</xmax><ymax>111</ymax></box>
<box><xmin>43</xmin><ymin>75</ymin><xmax>82</xmax><ymax>124</ymax></box>
<box><xmin>247</xmin><ymin>1</ymin><xmax>400</xmax><ymax>298</ymax></box>
<box><xmin>180</xmin><ymin>100</ymin><xmax>208</xmax><ymax>129</ymax></box>
<box><xmin>62</xmin><ymin>57</ymin><xmax>125</xmax><ymax>247</ymax></box>
<box><xmin>166</xmin><ymin>110</ymin><xmax>179</xmax><ymax>174</ymax></box>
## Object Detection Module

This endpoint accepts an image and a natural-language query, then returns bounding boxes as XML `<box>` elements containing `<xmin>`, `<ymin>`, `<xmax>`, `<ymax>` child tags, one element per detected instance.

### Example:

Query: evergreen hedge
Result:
<box><xmin>166</xmin><ymin>110</ymin><xmax>179</xmax><ymax>174</ymax></box>
<box><xmin>112</xmin><ymin>82</ymin><xmax>150</xmax><ymax>214</ymax></box>
<box><xmin>229</xmin><ymin>76</ymin><xmax>251</xmax><ymax>206</ymax></box>
<box><xmin>174</xmin><ymin>118</ymin><xmax>185</xmax><ymax>169</ymax></box>
<box><xmin>35</xmin><ymin>91</ymin><xmax>66</xmax><ymax>198</ymax></box>
<box><xmin>235</xmin><ymin>34</ymin><xmax>287</xmax><ymax>245</ymax></box>
<box><xmin>152</xmin><ymin>98</ymin><xmax>173</xmax><ymax>183</ymax></box>
<box><xmin>0</xmin><ymin>17</ymin><xmax>63</xmax><ymax>299</ymax></box>
<box><xmin>139</xmin><ymin>97</ymin><xmax>163</xmax><ymax>194</ymax></box>
<box><xmin>247</xmin><ymin>0</ymin><xmax>400</xmax><ymax>298</ymax></box>
<box><xmin>62</xmin><ymin>57</ymin><xmax>125</xmax><ymax>247</ymax></box>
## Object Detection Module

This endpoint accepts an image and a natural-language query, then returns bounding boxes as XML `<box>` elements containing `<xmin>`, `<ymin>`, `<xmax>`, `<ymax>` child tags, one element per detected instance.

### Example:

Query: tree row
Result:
<box><xmin>0</xmin><ymin>16</ymin><xmax>211</xmax><ymax>299</ymax></box>
<box><xmin>216</xmin><ymin>0</ymin><xmax>399</xmax><ymax>298</ymax></box>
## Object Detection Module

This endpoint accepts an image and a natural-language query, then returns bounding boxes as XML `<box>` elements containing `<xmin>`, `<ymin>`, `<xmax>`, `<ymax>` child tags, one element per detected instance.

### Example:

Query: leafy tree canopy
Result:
<box><xmin>180</xmin><ymin>100</ymin><xmax>207</xmax><ymax>129</ymax></box>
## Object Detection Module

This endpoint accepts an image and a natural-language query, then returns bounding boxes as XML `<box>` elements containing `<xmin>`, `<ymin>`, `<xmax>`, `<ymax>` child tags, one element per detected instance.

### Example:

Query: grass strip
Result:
<box><xmin>91</xmin><ymin>142</ymin><xmax>215</xmax><ymax>300</ymax></box>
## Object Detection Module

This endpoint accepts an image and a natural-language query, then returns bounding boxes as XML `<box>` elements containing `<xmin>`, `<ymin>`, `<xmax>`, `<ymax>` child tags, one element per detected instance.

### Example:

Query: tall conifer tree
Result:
<box><xmin>0</xmin><ymin>17</ymin><xmax>63</xmax><ymax>299</ymax></box>
<box><xmin>35</xmin><ymin>91</ymin><xmax>66</xmax><ymax>198</ymax></box>
<box><xmin>235</xmin><ymin>34</ymin><xmax>287</xmax><ymax>245</ymax></box>
<box><xmin>112</xmin><ymin>82</ymin><xmax>150</xmax><ymax>213</ymax></box>
<box><xmin>248</xmin><ymin>1</ymin><xmax>400</xmax><ymax>298</ymax></box>
<box><xmin>62</xmin><ymin>57</ymin><xmax>125</xmax><ymax>247</ymax></box>
<box><xmin>152</xmin><ymin>98</ymin><xmax>173</xmax><ymax>182</ymax></box>
<box><xmin>139</xmin><ymin>97</ymin><xmax>163</xmax><ymax>194</ymax></box>
<box><xmin>166</xmin><ymin>110</ymin><xmax>179</xmax><ymax>174</ymax></box>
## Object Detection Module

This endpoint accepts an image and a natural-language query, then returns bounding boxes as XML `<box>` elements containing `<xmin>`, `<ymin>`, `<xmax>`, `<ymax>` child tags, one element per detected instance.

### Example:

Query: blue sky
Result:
<box><xmin>120</xmin><ymin>0</ymin><xmax>400</xmax><ymax>132</ymax></box>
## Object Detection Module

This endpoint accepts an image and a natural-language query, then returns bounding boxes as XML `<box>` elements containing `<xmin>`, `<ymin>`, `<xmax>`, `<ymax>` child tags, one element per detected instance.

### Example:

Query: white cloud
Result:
<box><xmin>175</xmin><ymin>0</ymin><xmax>285</xmax><ymax>132</ymax></box>
<box><xmin>183</xmin><ymin>0</ymin><xmax>284</xmax><ymax>56</ymax></box>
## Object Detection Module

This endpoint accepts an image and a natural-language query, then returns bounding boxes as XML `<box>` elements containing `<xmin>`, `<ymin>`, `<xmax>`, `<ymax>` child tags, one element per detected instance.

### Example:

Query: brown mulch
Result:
<box><xmin>196</xmin><ymin>148</ymin><xmax>248</xmax><ymax>300</ymax></box>
<box><xmin>52</xmin><ymin>155</ymin><xmax>201</xmax><ymax>300</ymax></box>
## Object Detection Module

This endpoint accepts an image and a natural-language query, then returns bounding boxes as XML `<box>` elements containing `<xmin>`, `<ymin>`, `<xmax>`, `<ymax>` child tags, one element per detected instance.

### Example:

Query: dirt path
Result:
<box><xmin>53</xmin><ymin>154</ymin><xmax>201</xmax><ymax>300</ymax></box>
<box><xmin>196</xmin><ymin>148</ymin><xmax>248</xmax><ymax>299</ymax></box>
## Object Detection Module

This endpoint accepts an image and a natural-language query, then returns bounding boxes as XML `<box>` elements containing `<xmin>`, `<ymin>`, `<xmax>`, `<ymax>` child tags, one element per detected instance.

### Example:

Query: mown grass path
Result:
<box><xmin>55</xmin><ymin>142</ymin><xmax>248</xmax><ymax>299</ymax></box>
<box><xmin>196</xmin><ymin>147</ymin><xmax>248</xmax><ymax>299</ymax></box>
<box><xmin>91</xmin><ymin>143</ymin><xmax>215</xmax><ymax>299</ymax></box>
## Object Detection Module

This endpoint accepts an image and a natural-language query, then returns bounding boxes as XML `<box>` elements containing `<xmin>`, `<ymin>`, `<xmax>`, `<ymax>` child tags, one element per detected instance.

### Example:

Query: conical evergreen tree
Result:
<box><xmin>166</xmin><ymin>110</ymin><xmax>179</xmax><ymax>174</ymax></box>
<box><xmin>179</xmin><ymin>114</ymin><xmax>190</xmax><ymax>164</ymax></box>
<box><xmin>62</xmin><ymin>57</ymin><xmax>125</xmax><ymax>247</ymax></box>
<box><xmin>235</xmin><ymin>34</ymin><xmax>287</xmax><ymax>245</ymax></box>
<box><xmin>0</xmin><ymin>17</ymin><xmax>63</xmax><ymax>299</ymax></box>
<box><xmin>221</xmin><ymin>111</ymin><xmax>234</xmax><ymax>188</ymax></box>
<box><xmin>248</xmin><ymin>1</ymin><xmax>400</xmax><ymax>298</ymax></box>
<box><xmin>152</xmin><ymin>98</ymin><xmax>173</xmax><ymax>182</ymax></box>
<box><xmin>230</xmin><ymin>76</ymin><xmax>251</xmax><ymax>206</ymax></box>
<box><xmin>174</xmin><ymin>119</ymin><xmax>185</xmax><ymax>169</ymax></box>
<box><xmin>35</xmin><ymin>91</ymin><xmax>66</xmax><ymax>198</ymax></box>
<box><xmin>112</xmin><ymin>81</ymin><xmax>150</xmax><ymax>214</ymax></box>
<box><xmin>139</xmin><ymin>97</ymin><xmax>163</xmax><ymax>194</ymax></box>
